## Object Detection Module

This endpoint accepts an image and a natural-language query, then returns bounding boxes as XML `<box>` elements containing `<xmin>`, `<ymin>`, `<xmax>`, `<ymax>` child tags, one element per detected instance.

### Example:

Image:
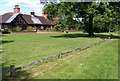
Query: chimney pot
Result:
<box><xmin>14</xmin><ymin>5</ymin><xmax>20</xmax><ymax>13</ymax></box>
<box><xmin>15</xmin><ymin>5</ymin><xmax>19</xmax><ymax>8</ymax></box>
<box><xmin>31</xmin><ymin>12</ymin><xmax>35</xmax><ymax>15</ymax></box>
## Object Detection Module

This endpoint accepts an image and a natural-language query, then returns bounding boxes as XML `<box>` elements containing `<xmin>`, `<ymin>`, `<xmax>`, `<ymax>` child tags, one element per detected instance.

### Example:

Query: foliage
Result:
<box><xmin>43</xmin><ymin>2</ymin><xmax>119</xmax><ymax>36</ymax></box>
<box><xmin>26</xmin><ymin>26</ymin><xmax>36</xmax><ymax>31</ymax></box>
<box><xmin>54</xmin><ymin>21</ymin><xmax>65</xmax><ymax>31</ymax></box>
<box><xmin>74</xmin><ymin>24</ymin><xmax>83</xmax><ymax>31</ymax></box>
<box><xmin>2</xmin><ymin>28</ymin><xmax>11</xmax><ymax>34</ymax></box>
<box><xmin>11</xmin><ymin>27</ymin><xmax>22</xmax><ymax>31</ymax></box>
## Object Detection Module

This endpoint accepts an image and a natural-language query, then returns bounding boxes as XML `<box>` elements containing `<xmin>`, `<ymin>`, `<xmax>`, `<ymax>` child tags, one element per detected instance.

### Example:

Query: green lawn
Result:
<box><xmin>1</xmin><ymin>32</ymin><xmax>119</xmax><ymax>79</ymax></box>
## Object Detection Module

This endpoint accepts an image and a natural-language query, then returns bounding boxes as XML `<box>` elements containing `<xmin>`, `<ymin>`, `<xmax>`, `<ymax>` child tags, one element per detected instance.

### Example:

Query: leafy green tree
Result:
<box><xmin>54</xmin><ymin>21</ymin><xmax>65</xmax><ymax>31</ymax></box>
<box><xmin>93</xmin><ymin>3</ymin><xmax>118</xmax><ymax>33</ymax></box>
<box><xmin>43</xmin><ymin>2</ymin><xmax>119</xmax><ymax>37</ymax></box>
<box><xmin>109</xmin><ymin>2</ymin><xmax>120</xmax><ymax>31</ymax></box>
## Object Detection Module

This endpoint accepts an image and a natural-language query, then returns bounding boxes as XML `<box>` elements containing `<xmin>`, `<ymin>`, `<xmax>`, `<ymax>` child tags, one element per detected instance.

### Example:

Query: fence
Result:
<box><xmin>1</xmin><ymin>37</ymin><xmax>111</xmax><ymax>77</ymax></box>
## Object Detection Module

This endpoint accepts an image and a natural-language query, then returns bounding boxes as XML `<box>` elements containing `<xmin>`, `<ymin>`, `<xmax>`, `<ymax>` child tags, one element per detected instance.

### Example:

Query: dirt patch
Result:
<box><xmin>30</xmin><ymin>63</ymin><xmax>58</xmax><ymax>77</ymax></box>
<box><xmin>29</xmin><ymin>54</ymin><xmax>76</xmax><ymax>77</ymax></box>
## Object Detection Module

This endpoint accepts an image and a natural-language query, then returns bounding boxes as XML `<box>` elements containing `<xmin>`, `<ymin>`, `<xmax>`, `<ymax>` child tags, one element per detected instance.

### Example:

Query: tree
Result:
<box><xmin>43</xmin><ymin>2</ymin><xmax>119</xmax><ymax>37</ymax></box>
<box><xmin>54</xmin><ymin>21</ymin><xmax>65</xmax><ymax>31</ymax></box>
<box><xmin>109</xmin><ymin>2</ymin><xmax>120</xmax><ymax>31</ymax></box>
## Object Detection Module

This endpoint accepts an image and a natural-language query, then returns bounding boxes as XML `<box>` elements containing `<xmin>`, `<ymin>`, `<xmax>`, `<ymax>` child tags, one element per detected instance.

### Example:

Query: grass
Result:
<box><xmin>33</xmin><ymin>39</ymin><xmax>118</xmax><ymax>79</ymax></box>
<box><xmin>1</xmin><ymin>32</ymin><xmax>119</xmax><ymax>79</ymax></box>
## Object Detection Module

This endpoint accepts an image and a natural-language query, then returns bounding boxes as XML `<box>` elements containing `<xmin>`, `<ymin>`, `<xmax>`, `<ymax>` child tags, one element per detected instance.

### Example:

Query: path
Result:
<box><xmin>12</xmin><ymin>31</ymin><xmax>81</xmax><ymax>34</ymax></box>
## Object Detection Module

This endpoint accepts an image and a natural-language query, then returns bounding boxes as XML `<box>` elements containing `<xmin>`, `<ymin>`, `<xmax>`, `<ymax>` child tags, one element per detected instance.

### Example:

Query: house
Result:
<box><xmin>0</xmin><ymin>5</ymin><xmax>58</xmax><ymax>31</ymax></box>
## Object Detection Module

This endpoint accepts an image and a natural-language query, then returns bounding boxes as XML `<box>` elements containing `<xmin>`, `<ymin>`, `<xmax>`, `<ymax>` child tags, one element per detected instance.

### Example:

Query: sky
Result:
<box><xmin>0</xmin><ymin>0</ymin><xmax>119</xmax><ymax>15</ymax></box>
<box><xmin>0</xmin><ymin>0</ymin><xmax>46</xmax><ymax>16</ymax></box>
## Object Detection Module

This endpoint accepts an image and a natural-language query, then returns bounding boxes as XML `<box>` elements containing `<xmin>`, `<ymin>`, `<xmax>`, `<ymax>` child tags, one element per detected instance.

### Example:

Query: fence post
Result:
<box><xmin>58</xmin><ymin>54</ymin><xmax>62</xmax><ymax>58</ymax></box>
<box><xmin>79</xmin><ymin>48</ymin><xmax>81</xmax><ymax>51</ymax></box>
<box><xmin>58</xmin><ymin>55</ymin><xmax>60</xmax><ymax>58</ymax></box>
<box><xmin>60</xmin><ymin>54</ymin><xmax>62</xmax><ymax>58</ymax></box>
<box><xmin>10</xmin><ymin>65</ymin><xmax>15</xmax><ymax>77</ymax></box>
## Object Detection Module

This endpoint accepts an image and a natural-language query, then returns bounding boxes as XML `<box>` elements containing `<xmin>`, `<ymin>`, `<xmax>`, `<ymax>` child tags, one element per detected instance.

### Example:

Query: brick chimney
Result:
<box><xmin>42</xmin><ymin>12</ymin><xmax>48</xmax><ymax>19</ymax></box>
<box><xmin>14</xmin><ymin>5</ymin><xmax>20</xmax><ymax>13</ymax></box>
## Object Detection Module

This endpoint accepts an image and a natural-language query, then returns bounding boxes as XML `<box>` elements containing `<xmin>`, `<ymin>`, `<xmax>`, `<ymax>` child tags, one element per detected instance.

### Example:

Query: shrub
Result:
<box><xmin>46</xmin><ymin>27</ymin><xmax>51</xmax><ymax>30</ymax></box>
<box><xmin>12</xmin><ymin>27</ymin><xmax>22</xmax><ymax>31</ymax></box>
<box><xmin>26</xmin><ymin>26</ymin><xmax>36</xmax><ymax>31</ymax></box>
<box><xmin>54</xmin><ymin>21</ymin><xmax>65</xmax><ymax>31</ymax></box>
<box><xmin>2</xmin><ymin>28</ymin><xmax>11</xmax><ymax>34</ymax></box>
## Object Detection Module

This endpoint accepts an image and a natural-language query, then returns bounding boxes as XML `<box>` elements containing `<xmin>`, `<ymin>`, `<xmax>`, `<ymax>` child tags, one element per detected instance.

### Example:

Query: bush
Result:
<box><xmin>46</xmin><ymin>27</ymin><xmax>51</xmax><ymax>30</ymax></box>
<box><xmin>11</xmin><ymin>29</ymin><xmax>17</xmax><ymax>32</ymax></box>
<box><xmin>2</xmin><ymin>28</ymin><xmax>11</xmax><ymax>34</ymax></box>
<box><xmin>26</xmin><ymin>26</ymin><xmax>36</xmax><ymax>31</ymax></box>
<box><xmin>11</xmin><ymin>27</ymin><xmax>22</xmax><ymax>31</ymax></box>
<box><xmin>54</xmin><ymin>21</ymin><xmax>65</xmax><ymax>31</ymax></box>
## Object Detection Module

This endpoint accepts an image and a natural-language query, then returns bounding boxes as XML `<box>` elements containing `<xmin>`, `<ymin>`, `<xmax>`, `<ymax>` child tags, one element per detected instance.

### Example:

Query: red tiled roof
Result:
<box><xmin>37</xmin><ymin>15</ymin><xmax>44</xmax><ymax>17</ymax></box>
<box><xmin>52</xmin><ymin>18</ymin><xmax>60</xmax><ymax>19</ymax></box>
<box><xmin>4</xmin><ymin>12</ymin><xmax>14</xmax><ymax>15</ymax></box>
<box><xmin>52</xmin><ymin>18</ymin><xmax>60</xmax><ymax>24</ymax></box>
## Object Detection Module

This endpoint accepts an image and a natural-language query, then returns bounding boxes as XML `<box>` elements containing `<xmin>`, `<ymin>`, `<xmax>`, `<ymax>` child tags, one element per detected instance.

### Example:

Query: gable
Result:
<box><xmin>1</xmin><ymin>13</ymin><xmax>56</xmax><ymax>26</ymax></box>
<box><xmin>6</xmin><ymin>13</ymin><xmax>19</xmax><ymax>23</ymax></box>
<box><xmin>22</xmin><ymin>15</ymin><xmax>34</xmax><ymax>24</ymax></box>
<box><xmin>11</xmin><ymin>14</ymin><xmax>28</xmax><ymax>25</ymax></box>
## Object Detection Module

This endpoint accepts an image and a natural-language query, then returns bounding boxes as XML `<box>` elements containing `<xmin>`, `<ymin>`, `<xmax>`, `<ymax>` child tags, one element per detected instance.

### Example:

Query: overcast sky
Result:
<box><xmin>0</xmin><ymin>0</ymin><xmax>46</xmax><ymax>15</ymax></box>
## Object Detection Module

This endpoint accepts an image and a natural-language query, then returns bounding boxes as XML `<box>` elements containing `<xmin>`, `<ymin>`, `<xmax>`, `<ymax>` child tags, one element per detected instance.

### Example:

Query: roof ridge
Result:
<box><xmin>36</xmin><ymin>15</ymin><xmax>44</xmax><ymax>17</ymax></box>
<box><xmin>23</xmin><ymin>14</ymin><xmax>30</xmax><ymax>16</ymax></box>
<box><xmin>52</xmin><ymin>18</ymin><xmax>60</xmax><ymax>19</ymax></box>
<box><xmin>4</xmin><ymin>12</ymin><xmax>14</xmax><ymax>15</ymax></box>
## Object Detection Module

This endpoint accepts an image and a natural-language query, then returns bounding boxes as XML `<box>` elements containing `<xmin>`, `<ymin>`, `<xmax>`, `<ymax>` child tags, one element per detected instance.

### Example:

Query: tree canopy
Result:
<box><xmin>43</xmin><ymin>2</ymin><xmax>120</xmax><ymax>37</ymax></box>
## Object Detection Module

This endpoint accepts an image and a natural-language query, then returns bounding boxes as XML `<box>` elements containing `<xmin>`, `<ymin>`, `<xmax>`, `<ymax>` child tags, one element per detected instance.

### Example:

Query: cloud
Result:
<box><xmin>0</xmin><ymin>8</ymin><xmax>2</xmax><ymax>14</ymax></box>
<box><xmin>5</xmin><ymin>0</ymin><xmax>39</xmax><ymax>7</ymax></box>
<box><xmin>0</xmin><ymin>0</ymin><xmax>10</xmax><ymax>2</ymax></box>
<box><xmin>34</xmin><ymin>8</ymin><xmax>43</xmax><ymax>15</ymax></box>
<box><xmin>3</xmin><ymin>0</ymin><xmax>45</xmax><ymax>15</ymax></box>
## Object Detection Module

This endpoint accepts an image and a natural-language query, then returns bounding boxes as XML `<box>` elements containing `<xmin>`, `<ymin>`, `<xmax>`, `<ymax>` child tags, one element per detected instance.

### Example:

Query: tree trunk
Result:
<box><xmin>88</xmin><ymin>14</ymin><xmax>94</xmax><ymax>37</ymax></box>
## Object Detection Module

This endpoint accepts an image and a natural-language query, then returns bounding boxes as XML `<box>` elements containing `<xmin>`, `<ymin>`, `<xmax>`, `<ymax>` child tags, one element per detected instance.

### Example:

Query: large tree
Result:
<box><xmin>109</xmin><ymin>2</ymin><xmax>120</xmax><ymax>31</ymax></box>
<box><xmin>43</xmin><ymin>2</ymin><xmax>119</xmax><ymax>37</ymax></box>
